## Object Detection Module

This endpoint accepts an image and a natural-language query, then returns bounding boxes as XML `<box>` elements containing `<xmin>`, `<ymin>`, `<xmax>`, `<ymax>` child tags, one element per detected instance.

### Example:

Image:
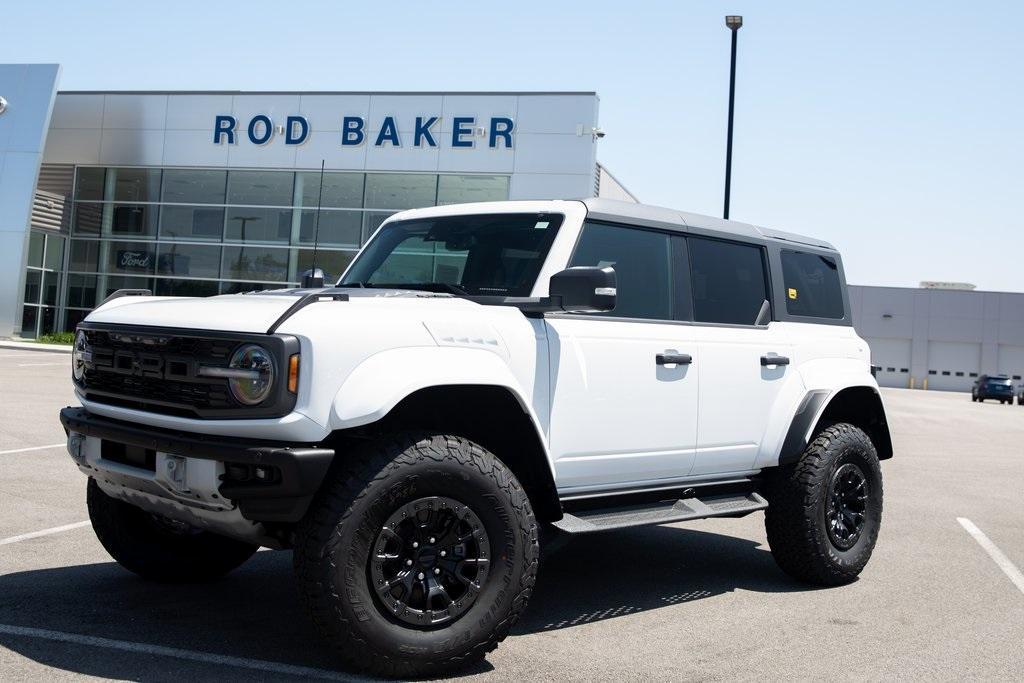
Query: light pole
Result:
<box><xmin>723</xmin><ymin>14</ymin><xmax>743</xmax><ymax>220</ymax></box>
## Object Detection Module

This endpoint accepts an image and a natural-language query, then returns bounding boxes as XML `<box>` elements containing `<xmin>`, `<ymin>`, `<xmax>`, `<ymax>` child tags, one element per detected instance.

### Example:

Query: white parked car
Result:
<box><xmin>62</xmin><ymin>199</ymin><xmax>891</xmax><ymax>676</ymax></box>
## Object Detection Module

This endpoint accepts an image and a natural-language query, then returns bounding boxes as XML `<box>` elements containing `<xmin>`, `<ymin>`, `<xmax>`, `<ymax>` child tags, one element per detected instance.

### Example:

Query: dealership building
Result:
<box><xmin>2</xmin><ymin>63</ymin><xmax>1022</xmax><ymax>393</ymax></box>
<box><xmin>0</xmin><ymin>63</ymin><xmax>633</xmax><ymax>339</ymax></box>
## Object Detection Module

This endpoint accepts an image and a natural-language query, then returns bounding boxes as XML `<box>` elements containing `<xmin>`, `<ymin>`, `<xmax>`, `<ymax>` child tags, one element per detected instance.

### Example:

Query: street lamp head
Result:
<box><xmin>725</xmin><ymin>15</ymin><xmax>743</xmax><ymax>30</ymax></box>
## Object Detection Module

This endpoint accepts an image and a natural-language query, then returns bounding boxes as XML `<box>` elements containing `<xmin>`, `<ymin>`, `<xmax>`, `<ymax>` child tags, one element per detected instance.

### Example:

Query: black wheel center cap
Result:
<box><xmin>416</xmin><ymin>547</ymin><xmax>438</xmax><ymax>566</ymax></box>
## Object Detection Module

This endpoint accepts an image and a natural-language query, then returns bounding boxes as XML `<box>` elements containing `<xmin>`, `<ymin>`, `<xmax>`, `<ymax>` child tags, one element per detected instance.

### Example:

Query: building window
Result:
<box><xmin>20</xmin><ymin>230</ymin><xmax>65</xmax><ymax>338</ymax></box>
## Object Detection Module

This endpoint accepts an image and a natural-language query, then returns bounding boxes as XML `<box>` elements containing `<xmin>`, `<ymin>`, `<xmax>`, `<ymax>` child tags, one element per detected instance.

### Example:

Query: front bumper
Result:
<box><xmin>59</xmin><ymin>406</ymin><xmax>334</xmax><ymax>523</ymax></box>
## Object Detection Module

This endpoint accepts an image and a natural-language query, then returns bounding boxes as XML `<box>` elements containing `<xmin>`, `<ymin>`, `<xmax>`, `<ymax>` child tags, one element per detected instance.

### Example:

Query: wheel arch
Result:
<box><xmin>778</xmin><ymin>385</ymin><xmax>893</xmax><ymax>466</ymax></box>
<box><xmin>328</xmin><ymin>383</ymin><xmax>562</xmax><ymax>523</ymax></box>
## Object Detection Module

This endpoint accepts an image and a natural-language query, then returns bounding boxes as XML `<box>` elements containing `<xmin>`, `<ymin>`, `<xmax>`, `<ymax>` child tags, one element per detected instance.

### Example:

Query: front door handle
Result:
<box><xmin>656</xmin><ymin>352</ymin><xmax>692</xmax><ymax>366</ymax></box>
<box><xmin>761</xmin><ymin>355</ymin><xmax>790</xmax><ymax>367</ymax></box>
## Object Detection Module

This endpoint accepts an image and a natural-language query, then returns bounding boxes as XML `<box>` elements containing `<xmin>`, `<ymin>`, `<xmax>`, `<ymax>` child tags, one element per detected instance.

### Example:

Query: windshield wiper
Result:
<box><xmin>358</xmin><ymin>282</ymin><xmax>469</xmax><ymax>295</ymax></box>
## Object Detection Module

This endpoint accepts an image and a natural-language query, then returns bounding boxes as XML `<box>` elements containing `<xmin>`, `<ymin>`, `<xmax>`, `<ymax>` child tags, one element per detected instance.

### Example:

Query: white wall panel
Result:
<box><xmin>299</xmin><ymin>95</ymin><xmax>370</xmax><ymax>132</ymax></box>
<box><xmin>102</xmin><ymin>94</ymin><xmax>168</xmax><ymax>129</ymax></box>
<box><xmin>365</xmin><ymin>141</ymin><xmax>440</xmax><ymax>172</ymax></box>
<box><xmin>439</xmin><ymin>95</ymin><xmax>517</xmax><ymax>134</ymax></box>
<box><xmin>367</xmin><ymin>95</ymin><xmax>444</xmax><ymax>129</ymax></box>
<box><xmin>513</xmin><ymin>133</ymin><xmax>596</xmax><ymax>174</ymax></box>
<box><xmin>161</xmin><ymin>130</ymin><xmax>229</xmax><ymax>166</ymax></box>
<box><xmin>509</xmin><ymin>173</ymin><xmax>593</xmax><ymax>200</ymax></box>
<box><xmin>49</xmin><ymin>94</ymin><xmax>104</xmax><ymax>129</ymax></box>
<box><xmin>997</xmin><ymin>345</ymin><xmax>1024</xmax><ymax>380</ymax></box>
<box><xmin>42</xmin><ymin>128</ymin><xmax>102</xmax><ymax>164</ymax></box>
<box><xmin>166</xmin><ymin>94</ymin><xmax>233</xmax><ymax>130</ymax></box>
<box><xmin>515</xmin><ymin>95</ymin><xmax>597</xmax><ymax>134</ymax></box>
<box><xmin>99</xmin><ymin>129</ymin><xmax>165</xmax><ymax>166</ymax></box>
<box><xmin>230</xmin><ymin>95</ymin><xmax>301</xmax><ymax>127</ymax></box>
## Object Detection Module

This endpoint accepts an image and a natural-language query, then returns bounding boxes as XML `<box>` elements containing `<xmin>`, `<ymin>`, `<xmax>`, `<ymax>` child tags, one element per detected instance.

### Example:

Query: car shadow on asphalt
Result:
<box><xmin>0</xmin><ymin>525</ymin><xmax>813</xmax><ymax>681</ymax></box>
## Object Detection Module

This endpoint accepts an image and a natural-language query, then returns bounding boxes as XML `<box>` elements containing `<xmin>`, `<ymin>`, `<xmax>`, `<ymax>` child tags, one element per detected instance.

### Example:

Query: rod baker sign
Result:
<box><xmin>213</xmin><ymin>114</ymin><xmax>515</xmax><ymax>149</ymax></box>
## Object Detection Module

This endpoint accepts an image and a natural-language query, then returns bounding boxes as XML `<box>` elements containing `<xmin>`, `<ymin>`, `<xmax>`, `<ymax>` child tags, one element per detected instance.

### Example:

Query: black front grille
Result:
<box><xmin>77</xmin><ymin>324</ymin><xmax>297</xmax><ymax>419</ymax></box>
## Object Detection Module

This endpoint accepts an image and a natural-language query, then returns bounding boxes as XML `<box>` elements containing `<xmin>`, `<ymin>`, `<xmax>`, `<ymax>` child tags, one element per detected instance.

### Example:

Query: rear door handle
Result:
<box><xmin>656</xmin><ymin>352</ymin><xmax>692</xmax><ymax>366</ymax></box>
<box><xmin>760</xmin><ymin>355</ymin><xmax>790</xmax><ymax>367</ymax></box>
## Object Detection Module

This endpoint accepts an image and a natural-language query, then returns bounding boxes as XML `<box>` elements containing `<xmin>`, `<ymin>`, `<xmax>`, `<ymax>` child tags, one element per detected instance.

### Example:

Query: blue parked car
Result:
<box><xmin>972</xmin><ymin>374</ymin><xmax>1014</xmax><ymax>404</ymax></box>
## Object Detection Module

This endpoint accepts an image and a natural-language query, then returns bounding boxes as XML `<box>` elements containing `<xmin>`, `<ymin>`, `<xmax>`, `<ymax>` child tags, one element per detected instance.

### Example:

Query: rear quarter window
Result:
<box><xmin>781</xmin><ymin>250</ymin><xmax>845</xmax><ymax>319</ymax></box>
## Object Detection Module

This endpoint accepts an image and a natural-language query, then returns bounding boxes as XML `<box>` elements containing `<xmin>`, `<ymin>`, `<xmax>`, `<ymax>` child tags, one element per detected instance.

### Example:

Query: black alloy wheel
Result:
<box><xmin>369</xmin><ymin>496</ymin><xmax>490</xmax><ymax>627</ymax></box>
<box><xmin>825</xmin><ymin>463</ymin><xmax>868</xmax><ymax>550</ymax></box>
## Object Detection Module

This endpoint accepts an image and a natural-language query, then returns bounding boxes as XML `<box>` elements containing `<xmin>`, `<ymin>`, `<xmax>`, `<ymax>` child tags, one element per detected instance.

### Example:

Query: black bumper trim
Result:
<box><xmin>59</xmin><ymin>406</ymin><xmax>334</xmax><ymax>523</ymax></box>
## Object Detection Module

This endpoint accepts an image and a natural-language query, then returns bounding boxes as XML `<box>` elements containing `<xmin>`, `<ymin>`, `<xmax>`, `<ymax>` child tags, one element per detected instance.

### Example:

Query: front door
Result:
<box><xmin>545</xmin><ymin>221</ymin><xmax>699</xmax><ymax>493</ymax></box>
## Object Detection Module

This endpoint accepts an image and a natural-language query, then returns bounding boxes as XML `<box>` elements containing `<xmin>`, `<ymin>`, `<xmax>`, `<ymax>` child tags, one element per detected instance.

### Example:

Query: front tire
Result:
<box><xmin>86</xmin><ymin>479</ymin><xmax>258</xmax><ymax>582</ymax></box>
<box><xmin>294</xmin><ymin>433</ymin><xmax>538</xmax><ymax>678</ymax></box>
<box><xmin>763</xmin><ymin>423</ymin><xmax>883</xmax><ymax>586</ymax></box>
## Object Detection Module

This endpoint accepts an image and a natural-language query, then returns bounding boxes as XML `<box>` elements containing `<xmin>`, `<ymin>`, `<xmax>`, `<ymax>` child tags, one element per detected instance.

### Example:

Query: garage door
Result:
<box><xmin>997</xmin><ymin>345</ymin><xmax>1024</xmax><ymax>382</ymax></box>
<box><xmin>864</xmin><ymin>337</ymin><xmax>912</xmax><ymax>388</ymax></box>
<box><xmin>927</xmin><ymin>341</ymin><xmax>980</xmax><ymax>392</ymax></box>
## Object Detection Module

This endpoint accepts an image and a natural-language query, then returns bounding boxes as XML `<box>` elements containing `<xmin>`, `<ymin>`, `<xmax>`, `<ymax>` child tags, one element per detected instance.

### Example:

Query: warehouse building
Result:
<box><xmin>1</xmin><ymin>63</ymin><xmax>633</xmax><ymax>338</ymax></box>
<box><xmin>850</xmin><ymin>284</ymin><xmax>1024</xmax><ymax>392</ymax></box>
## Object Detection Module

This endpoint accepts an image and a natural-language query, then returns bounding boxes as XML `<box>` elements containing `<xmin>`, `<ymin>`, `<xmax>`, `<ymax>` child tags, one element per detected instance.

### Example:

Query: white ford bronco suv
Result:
<box><xmin>61</xmin><ymin>198</ymin><xmax>891</xmax><ymax>676</ymax></box>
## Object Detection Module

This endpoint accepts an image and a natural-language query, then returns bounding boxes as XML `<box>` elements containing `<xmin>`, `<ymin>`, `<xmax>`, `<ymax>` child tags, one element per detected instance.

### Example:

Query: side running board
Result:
<box><xmin>551</xmin><ymin>491</ymin><xmax>768</xmax><ymax>534</ymax></box>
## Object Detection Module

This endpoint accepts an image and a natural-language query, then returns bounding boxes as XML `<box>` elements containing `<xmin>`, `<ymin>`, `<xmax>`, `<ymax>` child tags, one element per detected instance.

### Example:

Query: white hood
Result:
<box><xmin>85</xmin><ymin>294</ymin><xmax>303</xmax><ymax>333</ymax></box>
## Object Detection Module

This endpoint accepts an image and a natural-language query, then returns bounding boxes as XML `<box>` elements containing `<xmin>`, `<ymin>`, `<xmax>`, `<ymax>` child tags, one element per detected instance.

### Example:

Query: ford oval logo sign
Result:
<box><xmin>0</xmin><ymin>96</ymin><xmax>7</xmax><ymax>115</ymax></box>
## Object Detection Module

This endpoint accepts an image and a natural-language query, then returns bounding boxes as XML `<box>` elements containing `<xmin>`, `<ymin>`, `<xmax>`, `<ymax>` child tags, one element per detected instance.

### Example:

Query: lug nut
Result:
<box><xmin>440</xmin><ymin>550</ymin><xmax>446</xmax><ymax>557</ymax></box>
<box><xmin>434</xmin><ymin>568</ymin><xmax>440</xmax><ymax>575</ymax></box>
<box><xmin>429</xmin><ymin>537</ymin><xmax>436</xmax><ymax>543</ymax></box>
<box><xmin>417</xmin><ymin>572</ymin><xmax>425</xmax><ymax>580</ymax></box>
<box><xmin>406</xmin><ymin>559</ymin><xmax>413</xmax><ymax>566</ymax></box>
<box><xmin>412</xmin><ymin>541</ymin><xmax>419</xmax><ymax>549</ymax></box>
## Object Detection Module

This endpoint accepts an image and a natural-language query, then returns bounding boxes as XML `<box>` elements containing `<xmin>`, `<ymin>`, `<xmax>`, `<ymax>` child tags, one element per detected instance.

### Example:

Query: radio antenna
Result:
<box><xmin>301</xmin><ymin>159</ymin><xmax>327</xmax><ymax>288</ymax></box>
<box><xmin>311</xmin><ymin>159</ymin><xmax>326</xmax><ymax>273</ymax></box>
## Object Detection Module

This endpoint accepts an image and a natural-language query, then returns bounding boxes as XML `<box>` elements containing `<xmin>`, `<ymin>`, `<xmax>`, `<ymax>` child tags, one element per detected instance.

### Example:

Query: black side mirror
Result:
<box><xmin>301</xmin><ymin>268</ymin><xmax>325</xmax><ymax>289</ymax></box>
<box><xmin>549</xmin><ymin>266</ymin><xmax>616</xmax><ymax>313</ymax></box>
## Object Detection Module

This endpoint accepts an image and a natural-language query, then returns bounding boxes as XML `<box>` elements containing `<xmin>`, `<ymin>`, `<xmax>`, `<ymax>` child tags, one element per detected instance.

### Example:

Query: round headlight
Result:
<box><xmin>72</xmin><ymin>330</ymin><xmax>91</xmax><ymax>382</ymax></box>
<box><xmin>227</xmin><ymin>344</ymin><xmax>275</xmax><ymax>405</ymax></box>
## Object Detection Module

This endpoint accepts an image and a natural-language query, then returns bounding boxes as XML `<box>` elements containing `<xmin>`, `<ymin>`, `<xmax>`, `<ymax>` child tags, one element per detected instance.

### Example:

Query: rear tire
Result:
<box><xmin>86</xmin><ymin>479</ymin><xmax>258</xmax><ymax>582</ymax></box>
<box><xmin>293</xmin><ymin>432</ymin><xmax>538</xmax><ymax>677</ymax></box>
<box><xmin>763</xmin><ymin>423</ymin><xmax>883</xmax><ymax>586</ymax></box>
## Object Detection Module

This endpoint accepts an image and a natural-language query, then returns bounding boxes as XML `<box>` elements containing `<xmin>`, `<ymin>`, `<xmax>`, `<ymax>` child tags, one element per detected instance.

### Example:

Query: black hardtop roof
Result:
<box><xmin>581</xmin><ymin>198</ymin><xmax>837</xmax><ymax>252</ymax></box>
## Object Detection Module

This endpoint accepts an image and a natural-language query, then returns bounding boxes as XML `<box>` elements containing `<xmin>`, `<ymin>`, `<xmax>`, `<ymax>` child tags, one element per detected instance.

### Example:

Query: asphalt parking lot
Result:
<box><xmin>1</xmin><ymin>346</ymin><xmax>1022</xmax><ymax>681</ymax></box>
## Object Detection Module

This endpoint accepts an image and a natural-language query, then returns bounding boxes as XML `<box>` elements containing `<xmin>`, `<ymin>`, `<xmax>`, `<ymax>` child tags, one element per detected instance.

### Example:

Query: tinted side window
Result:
<box><xmin>781</xmin><ymin>250</ymin><xmax>844</xmax><ymax>319</ymax></box>
<box><xmin>569</xmin><ymin>222</ymin><xmax>673</xmax><ymax>320</ymax></box>
<box><xmin>689</xmin><ymin>237</ymin><xmax>767</xmax><ymax>325</ymax></box>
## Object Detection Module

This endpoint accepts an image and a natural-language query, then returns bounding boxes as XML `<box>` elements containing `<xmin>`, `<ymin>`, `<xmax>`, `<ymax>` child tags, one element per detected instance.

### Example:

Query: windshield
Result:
<box><xmin>339</xmin><ymin>213</ymin><xmax>563</xmax><ymax>297</ymax></box>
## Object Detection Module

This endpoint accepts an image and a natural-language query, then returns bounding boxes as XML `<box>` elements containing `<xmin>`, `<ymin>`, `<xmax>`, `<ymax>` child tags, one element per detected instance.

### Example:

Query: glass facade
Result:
<box><xmin>35</xmin><ymin>167</ymin><xmax>509</xmax><ymax>334</ymax></box>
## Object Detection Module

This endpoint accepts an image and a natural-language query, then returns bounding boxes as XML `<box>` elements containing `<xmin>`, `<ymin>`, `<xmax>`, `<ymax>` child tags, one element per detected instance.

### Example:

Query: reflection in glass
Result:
<box><xmin>24</xmin><ymin>270</ymin><xmax>41</xmax><ymax>304</ymax></box>
<box><xmin>111</xmin><ymin>204</ymin><xmax>158</xmax><ymax>237</ymax></box>
<box><xmin>112</xmin><ymin>168</ymin><xmax>161</xmax><ymax>203</ymax></box>
<box><xmin>102</xmin><ymin>276</ymin><xmax>155</xmax><ymax>299</ymax></box>
<box><xmin>21</xmin><ymin>305</ymin><xmax>39</xmax><ymax>338</ymax></box>
<box><xmin>44</xmin><ymin>235</ymin><xmax>66</xmax><ymax>271</ymax></box>
<box><xmin>362</xmin><ymin>212</ymin><xmax>395</xmax><ymax>242</ymax></box>
<box><xmin>298</xmin><ymin>172</ymin><xmax>364</xmax><ymax>208</ymax></box>
<box><xmin>157</xmin><ymin>243</ymin><xmax>222</xmax><ymax>279</ymax></box>
<box><xmin>296</xmin><ymin>249</ymin><xmax>356</xmax><ymax>284</ymax></box>
<box><xmin>436</xmin><ymin>175</ymin><xmax>510</xmax><ymax>205</ymax></box>
<box><xmin>299</xmin><ymin>210</ymin><xmax>361</xmax><ymax>247</ymax></box>
<box><xmin>105</xmin><ymin>241</ymin><xmax>157</xmax><ymax>274</ymax></box>
<box><xmin>225</xmin><ymin>207</ymin><xmax>293</xmax><ymax>243</ymax></box>
<box><xmin>223</xmin><ymin>246</ymin><xmax>289</xmax><ymax>282</ymax></box>
<box><xmin>161</xmin><ymin>169</ymin><xmax>227</xmax><ymax>204</ymax></box>
<box><xmin>73</xmin><ymin>203</ymin><xmax>103</xmax><ymax>235</ymax></box>
<box><xmin>42</xmin><ymin>272</ymin><xmax>61</xmax><ymax>306</ymax></box>
<box><xmin>227</xmin><ymin>170</ymin><xmax>294</xmax><ymax>206</ymax></box>
<box><xmin>154</xmin><ymin>279</ymin><xmax>221</xmax><ymax>297</ymax></box>
<box><xmin>363</xmin><ymin>174</ymin><xmax>436</xmax><ymax>210</ymax></box>
<box><xmin>65</xmin><ymin>308</ymin><xmax>89</xmax><ymax>331</ymax></box>
<box><xmin>160</xmin><ymin>205</ymin><xmax>225</xmax><ymax>241</ymax></box>
<box><xmin>66</xmin><ymin>274</ymin><xmax>98</xmax><ymax>308</ymax></box>
<box><xmin>27</xmin><ymin>232</ymin><xmax>44</xmax><ymax>268</ymax></box>
<box><xmin>75</xmin><ymin>168</ymin><xmax>106</xmax><ymax>201</ymax></box>
<box><xmin>69</xmin><ymin>240</ymin><xmax>101</xmax><ymax>272</ymax></box>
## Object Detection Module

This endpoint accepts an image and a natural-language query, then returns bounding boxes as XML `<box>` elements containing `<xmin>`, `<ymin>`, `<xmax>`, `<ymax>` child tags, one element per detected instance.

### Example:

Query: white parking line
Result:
<box><xmin>0</xmin><ymin>521</ymin><xmax>90</xmax><ymax>547</ymax></box>
<box><xmin>16</xmin><ymin>362</ymin><xmax>68</xmax><ymax>367</ymax></box>
<box><xmin>0</xmin><ymin>624</ymin><xmax>357</xmax><ymax>681</ymax></box>
<box><xmin>0</xmin><ymin>443</ymin><xmax>65</xmax><ymax>456</ymax></box>
<box><xmin>958</xmin><ymin>517</ymin><xmax>1024</xmax><ymax>595</ymax></box>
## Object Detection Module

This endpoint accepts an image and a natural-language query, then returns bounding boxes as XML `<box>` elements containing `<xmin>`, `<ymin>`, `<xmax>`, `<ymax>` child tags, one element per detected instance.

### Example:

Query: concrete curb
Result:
<box><xmin>0</xmin><ymin>340</ymin><xmax>72</xmax><ymax>354</ymax></box>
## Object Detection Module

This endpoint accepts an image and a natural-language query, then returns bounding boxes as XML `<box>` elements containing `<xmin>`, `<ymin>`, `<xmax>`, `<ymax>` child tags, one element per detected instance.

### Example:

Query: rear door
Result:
<box><xmin>685</xmin><ymin>237</ymin><xmax>794</xmax><ymax>476</ymax></box>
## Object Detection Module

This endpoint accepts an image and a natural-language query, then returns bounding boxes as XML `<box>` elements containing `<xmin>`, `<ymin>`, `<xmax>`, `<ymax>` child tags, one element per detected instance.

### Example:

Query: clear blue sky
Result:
<box><xmin>3</xmin><ymin>1</ymin><xmax>1021</xmax><ymax>290</ymax></box>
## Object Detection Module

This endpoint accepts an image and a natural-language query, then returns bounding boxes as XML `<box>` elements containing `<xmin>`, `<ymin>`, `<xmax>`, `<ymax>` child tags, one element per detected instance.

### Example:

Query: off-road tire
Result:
<box><xmin>86</xmin><ymin>479</ymin><xmax>258</xmax><ymax>582</ymax></box>
<box><xmin>293</xmin><ymin>432</ymin><xmax>539</xmax><ymax>678</ymax></box>
<box><xmin>763</xmin><ymin>423</ymin><xmax>883</xmax><ymax>586</ymax></box>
